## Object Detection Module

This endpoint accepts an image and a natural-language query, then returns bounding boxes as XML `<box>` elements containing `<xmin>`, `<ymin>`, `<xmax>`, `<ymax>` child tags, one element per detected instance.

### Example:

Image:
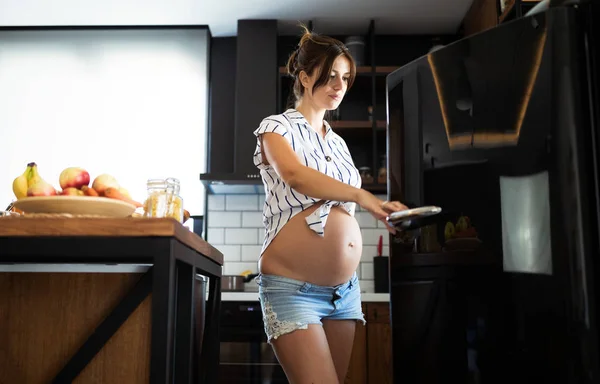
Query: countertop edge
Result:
<box><xmin>0</xmin><ymin>217</ymin><xmax>224</xmax><ymax>265</ymax></box>
<box><xmin>221</xmin><ymin>292</ymin><xmax>389</xmax><ymax>302</ymax></box>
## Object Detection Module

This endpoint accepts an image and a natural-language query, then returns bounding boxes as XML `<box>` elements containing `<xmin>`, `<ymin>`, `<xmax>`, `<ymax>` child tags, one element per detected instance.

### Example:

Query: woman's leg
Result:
<box><xmin>271</xmin><ymin>324</ymin><xmax>339</xmax><ymax>384</ymax></box>
<box><xmin>322</xmin><ymin>319</ymin><xmax>357</xmax><ymax>383</ymax></box>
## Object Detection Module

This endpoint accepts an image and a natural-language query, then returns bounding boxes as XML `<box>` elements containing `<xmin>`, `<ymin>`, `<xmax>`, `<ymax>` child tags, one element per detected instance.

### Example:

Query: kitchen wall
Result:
<box><xmin>205</xmin><ymin>193</ymin><xmax>391</xmax><ymax>292</ymax></box>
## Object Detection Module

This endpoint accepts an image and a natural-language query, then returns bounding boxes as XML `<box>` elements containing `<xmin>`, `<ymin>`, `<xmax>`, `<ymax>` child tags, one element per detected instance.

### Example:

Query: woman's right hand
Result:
<box><xmin>356</xmin><ymin>189</ymin><xmax>408</xmax><ymax>234</ymax></box>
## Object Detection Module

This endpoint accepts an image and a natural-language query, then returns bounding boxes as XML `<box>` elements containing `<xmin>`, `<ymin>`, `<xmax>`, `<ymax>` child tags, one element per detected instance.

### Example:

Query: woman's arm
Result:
<box><xmin>261</xmin><ymin>132</ymin><xmax>407</xmax><ymax>230</ymax></box>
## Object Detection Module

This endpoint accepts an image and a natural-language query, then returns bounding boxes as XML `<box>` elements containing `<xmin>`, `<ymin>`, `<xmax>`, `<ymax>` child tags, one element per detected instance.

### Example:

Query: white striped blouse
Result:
<box><xmin>253</xmin><ymin>108</ymin><xmax>362</xmax><ymax>256</ymax></box>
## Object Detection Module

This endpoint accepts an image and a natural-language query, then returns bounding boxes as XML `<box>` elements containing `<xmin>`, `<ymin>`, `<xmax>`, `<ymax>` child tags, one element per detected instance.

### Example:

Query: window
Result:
<box><xmin>0</xmin><ymin>28</ymin><xmax>209</xmax><ymax>215</ymax></box>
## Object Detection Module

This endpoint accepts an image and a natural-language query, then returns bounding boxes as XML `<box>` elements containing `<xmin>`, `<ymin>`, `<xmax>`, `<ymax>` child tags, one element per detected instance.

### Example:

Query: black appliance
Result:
<box><xmin>386</xmin><ymin>3</ymin><xmax>600</xmax><ymax>383</ymax></box>
<box><xmin>218</xmin><ymin>301</ymin><xmax>287</xmax><ymax>383</ymax></box>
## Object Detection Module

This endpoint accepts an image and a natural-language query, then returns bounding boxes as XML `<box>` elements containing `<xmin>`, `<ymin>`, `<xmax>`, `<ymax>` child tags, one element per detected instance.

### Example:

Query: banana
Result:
<box><xmin>27</xmin><ymin>163</ymin><xmax>41</xmax><ymax>186</ymax></box>
<box><xmin>12</xmin><ymin>172</ymin><xmax>28</xmax><ymax>199</ymax></box>
<box><xmin>12</xmin><ymin>162</ymin><xmax>39</xmax><ymax>199</ymax></box>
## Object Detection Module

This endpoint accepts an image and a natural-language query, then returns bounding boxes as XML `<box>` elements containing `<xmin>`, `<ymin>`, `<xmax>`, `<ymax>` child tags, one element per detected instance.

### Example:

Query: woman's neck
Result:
<box><xmin>295</xmin><ymin>102</ymin><xmax>326</xmax><ymax>138</ymax></box>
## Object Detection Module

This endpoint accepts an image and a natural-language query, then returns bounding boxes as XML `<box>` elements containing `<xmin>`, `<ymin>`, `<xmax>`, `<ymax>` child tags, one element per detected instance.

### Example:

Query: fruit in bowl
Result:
<box><xmin>104</xmin><ymin>187</ymin><xmax>143</xmax><ymax>208</ymax></box>
<box><xmin>60</xmin><ymin>187</ymin><xmax>85</xmax><ymax>196</ymax></box>
<box><xmin>445</xmin><ymin>215</ymin><xmax>478</xmax><ymax>240</ymax></box>
<box><xmin>81</xmin><ymin>186</ymin><xmax>99</xmax><ymax>197</ymax></box>
<box><xmin>92</xmin><ymin>174</ymin><xmax>120</xmax><ymax>195</ymax></box>
<box><xmin>59</xmin><ymin>167</ymin><xmax>90</xmax><ymax>190</ymax></box>
<box><xmin>443</xmin><ymin>215</ymin><xmax>481</xmax><ymax>251</ymax></box>
<box><xmin>10</xmin><ymin>163</ymin><xmax>145</xmax><ymax>216</ymax></box>
<box><xmin>21</xmin><ymin>163</ymin><xmax>57</xmax><ymax>197</ymax></box>
<box><xmin>27</xmin><ymin>179</ymin><xmax>57</xmax><ymax>197</ymax></box>
<box><xmin>13</xmin><ymin>162</ymin><xmax>57</xmax><ymax>198</ymax></box>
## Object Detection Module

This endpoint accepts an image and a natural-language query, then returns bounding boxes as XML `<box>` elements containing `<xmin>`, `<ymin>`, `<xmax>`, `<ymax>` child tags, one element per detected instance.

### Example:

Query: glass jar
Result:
<box><xmin>359</xmin><ymin>166</ymin><xmax>374</xmax><ymax>184</ymax></box>
<box><xmin>359</xmin><ymin>166</ymin><xmax>373</xmax><ymax>184</ymax></box>
<box><xmin>145</xmin><ymin>178</ymin><xmax>184</xmax><ymax>223</ymax></box>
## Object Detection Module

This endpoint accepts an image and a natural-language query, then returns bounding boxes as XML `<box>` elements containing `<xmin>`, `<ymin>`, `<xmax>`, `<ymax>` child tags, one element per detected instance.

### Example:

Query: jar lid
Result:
<box><xmin>147</xmin><ymin>178</ymin><xmax>168</xmax><ymax>189</ymax></box>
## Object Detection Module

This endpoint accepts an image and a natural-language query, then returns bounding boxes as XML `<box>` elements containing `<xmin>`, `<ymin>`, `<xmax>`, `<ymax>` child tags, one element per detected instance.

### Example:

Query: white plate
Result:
<box><xmin>13</xmin><ymin>196</ymin><xmax>136</xmax><ymax>217</ymax></box>
<box><xmin>387</xmin><ymin>205</ymin><xmax>442</xmax><ymax>224</ymax></box>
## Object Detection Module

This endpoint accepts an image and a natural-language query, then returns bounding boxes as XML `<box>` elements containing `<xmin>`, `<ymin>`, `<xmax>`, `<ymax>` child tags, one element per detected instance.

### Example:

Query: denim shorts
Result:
<box><xmin>256</xmin><ymin>272</ymin><xmax>366</xmax><ymax>343</ymax></box>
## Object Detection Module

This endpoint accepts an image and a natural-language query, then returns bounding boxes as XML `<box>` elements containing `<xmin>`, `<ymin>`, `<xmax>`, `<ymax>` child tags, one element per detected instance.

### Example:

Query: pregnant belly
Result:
<box><xmin>259</xmin><ymin>204</ymin><xmax>363</xmax><ymax>287</ymax></box>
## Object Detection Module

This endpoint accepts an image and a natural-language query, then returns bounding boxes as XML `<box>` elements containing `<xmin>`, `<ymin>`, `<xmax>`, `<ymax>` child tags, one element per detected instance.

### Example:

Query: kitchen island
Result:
<box><xmin>0</xmin><ymin>217</ymin><xmax>223</xmax><ymax>384</ymax></box>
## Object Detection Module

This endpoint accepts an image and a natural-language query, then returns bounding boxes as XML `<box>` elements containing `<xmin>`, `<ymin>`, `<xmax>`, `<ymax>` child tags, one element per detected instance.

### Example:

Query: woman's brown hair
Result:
<box><xmin>285</xmin><ymin>24</ymin><xmax>357</xmax><ymax>108</ymax></box>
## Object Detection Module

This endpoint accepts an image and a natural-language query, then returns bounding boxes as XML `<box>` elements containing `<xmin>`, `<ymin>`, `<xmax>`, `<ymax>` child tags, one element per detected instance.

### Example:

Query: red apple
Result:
<box><xmin>60</xmin><ymin>187</ymin><xmax>84</xmax><ymax>196</ymax></box>
<box><xmin>59</xmin><ymin>167</ymin><xmax>90</xmax><ymax>190</ymax></box>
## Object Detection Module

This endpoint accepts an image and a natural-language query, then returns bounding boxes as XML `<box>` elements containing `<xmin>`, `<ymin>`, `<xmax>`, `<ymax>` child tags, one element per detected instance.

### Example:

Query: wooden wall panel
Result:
<box><xmin>0</xmin><ymin>272</ymin><xmax>151</xmax><ymax>384</ymax></box>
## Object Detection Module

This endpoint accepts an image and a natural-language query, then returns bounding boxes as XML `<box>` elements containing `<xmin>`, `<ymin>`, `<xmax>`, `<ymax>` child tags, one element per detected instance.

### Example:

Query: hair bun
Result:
<box><xmin>286</xmin><ymin>48</ymin><xmax>300</xmax><ymax>78</ymax></box>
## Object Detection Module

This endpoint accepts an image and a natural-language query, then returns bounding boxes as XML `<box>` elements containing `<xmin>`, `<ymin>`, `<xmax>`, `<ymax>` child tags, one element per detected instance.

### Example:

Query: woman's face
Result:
<box><xmin>301</xmin><ymin>55</ymin><xmax>351</xmax><ymax>111</ymax></box>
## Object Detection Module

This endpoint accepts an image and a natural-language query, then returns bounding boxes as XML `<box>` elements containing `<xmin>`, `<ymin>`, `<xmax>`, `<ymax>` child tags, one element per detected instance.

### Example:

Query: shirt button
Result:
<box><xmin>325</xmin><ymin>156</ymin><xmax>332</xmax><ymax>162</ymax></box>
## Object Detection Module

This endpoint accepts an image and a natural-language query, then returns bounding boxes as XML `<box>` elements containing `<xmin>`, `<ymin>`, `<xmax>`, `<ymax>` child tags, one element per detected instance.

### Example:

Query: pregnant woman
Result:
<box><xmin>252</xmin><ymin>26</ymin><xmax>408</xmax><ymax>384</ymax></box>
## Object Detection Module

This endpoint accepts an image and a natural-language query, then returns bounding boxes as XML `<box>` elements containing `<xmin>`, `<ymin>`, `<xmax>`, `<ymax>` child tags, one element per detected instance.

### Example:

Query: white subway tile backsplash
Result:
<box><xmin>208</xmin><ymin>211</ymin><xmax>241</xmax><ymax>228</ymax></box>
<box><xmin>359</xmin><ymin>280</ymin><xmax>375</xmax><ymax>293</ymax></box>
<box><xmin>362</xmin><ymin>229</ymin><xmax>390</xmax><ymax>246</ymax></box>
<box><xmin>242</xmin><ymin>212</ymin><xmax>264</xmax><ymax>228</ymax></box>
<box><xmin>208</xmin><ymin>195</ymin><xmax>225</xmax><ymax>211</ymax></box>
<box><xmin>206</xmin><ymin>228</ymin><xmax>225</xmax><ymax>244</ymax></box>
<box><xmin>226</xmin><ymin>195</ymin><xmax>258</xmax><ymax>211</ymax></box>
<box><xmin>258</xmin><ymin>194</ymin><xmax>266</xmax><ymax>208</ymax></box>
<box><xmin>224</xmin><ymin>262</ymin><xmax>259</xmax><ymax>275</ymax></box>
<box><xmin>213</xmin><ymin>245</ymin><xmax>241</xmax><ymax>261</ymax></box>
<box><xmin>225</xmin><ymin>228</ymin><xmax>258</xmax><ymax>244</ymax></box>
<box><xmin>361</xmin><ymin>262</ymin><xmax>374</xmax><ymax>280</ymax></box>
<box><xmin>355</xmin><ymin>212</ymin><xmax>377</xmax><ymax>228</ymax></box>
<box><xmin>257</xmin><ymin>228</ymin><xmax>265</xmax><ymax>245</ymax></box>
<box><xmin>361</xmin><ymin>245</ymin><xmax>378</xmax><ymax>262</ymax></box>
<box><xmin>241</xmin><ymin>245</ymin><xmax>262</xmax><ymax>261</ymax></box>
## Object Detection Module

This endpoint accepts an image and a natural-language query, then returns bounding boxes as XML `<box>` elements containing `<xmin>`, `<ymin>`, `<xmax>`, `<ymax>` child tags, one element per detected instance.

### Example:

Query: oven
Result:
<box><xmin>218</xmin><ymin>301</ymin><xmax>288</xmax><ymax>383</ymax></box>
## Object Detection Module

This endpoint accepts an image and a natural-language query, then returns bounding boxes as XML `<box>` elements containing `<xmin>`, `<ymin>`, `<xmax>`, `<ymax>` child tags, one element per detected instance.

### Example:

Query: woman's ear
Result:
<box><xmin>299</xmin><ymin>71</ymin><xmax>310</xmax><ymax>88</ymax></box>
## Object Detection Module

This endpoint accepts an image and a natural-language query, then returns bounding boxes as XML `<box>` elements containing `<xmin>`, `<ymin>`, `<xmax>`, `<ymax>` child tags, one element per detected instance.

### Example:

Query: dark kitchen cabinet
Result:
<box><xmin>345</xmin><ymin>302</ymin><xmax>393</xmax><ymax>384</ymax></box>
<box><xmin>345</xmin><ymin>303</ymin><xmax>368</xmax><ymax>384</ymax></box>
<box><xmin>207</xmin><ymin>37</ymin><xmax>236</xmax><ymax>174</ymax></box>
<box><xmin>276</xmin><ymin>22</ymin><xmax>458</xmax><ymax>194</ymax></box>
<box><xmin>366</xmin><ymin>302</ymin><xmax>393</xmax><ymax>384</ymax></box>
<box><xmin>205</xmin><ymin>20</ymin><xmax>277</xmax><ymax>179</ymax></box>
<box><xmin>461</xmin><ymin>0</ymin><xmax>542</xmax><ymax>37</ymax></box>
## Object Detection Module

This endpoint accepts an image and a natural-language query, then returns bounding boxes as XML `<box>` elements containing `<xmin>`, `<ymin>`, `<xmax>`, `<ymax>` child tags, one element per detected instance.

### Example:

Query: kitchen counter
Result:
<box><xmin>0</xmin><ymin>263</ymin><xmax>154</xmax><ymax>273</ymax></box>
<box><xmin>0</xmin><ymin>216</ymin><xmax>223</xmax><ymax>384</ymax></box>
<box><xmin>0</xmin><ymin>264</ymin><xmax>390</xmax><ymax>302</ymax></box>
<box><xmin>221</xmin><ymin>291</ymin><xmax>390</xmax><ymax>302</ymax></box>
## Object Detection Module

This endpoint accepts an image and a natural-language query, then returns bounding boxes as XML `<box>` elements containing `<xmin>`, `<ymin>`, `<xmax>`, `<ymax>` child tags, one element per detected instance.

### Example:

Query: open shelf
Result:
<box><xmin>362</xmin><ymin>183</ymin><xmax>387</xmax><ymax>194</ymax></box>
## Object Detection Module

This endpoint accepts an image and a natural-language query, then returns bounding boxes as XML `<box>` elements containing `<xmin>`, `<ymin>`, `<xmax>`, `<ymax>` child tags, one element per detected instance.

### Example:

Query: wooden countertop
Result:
<box><xmin>0</xmin><ymin>217</ymin><xmax>223</xmax><ymax>265</ymax></box>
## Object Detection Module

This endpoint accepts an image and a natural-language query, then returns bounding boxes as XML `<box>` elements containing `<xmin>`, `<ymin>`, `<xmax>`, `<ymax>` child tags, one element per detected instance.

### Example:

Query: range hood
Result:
<box><xmin>200</xmin><ymin>20</ymin><xmax>278</xmax><ymax>194</ymax></box>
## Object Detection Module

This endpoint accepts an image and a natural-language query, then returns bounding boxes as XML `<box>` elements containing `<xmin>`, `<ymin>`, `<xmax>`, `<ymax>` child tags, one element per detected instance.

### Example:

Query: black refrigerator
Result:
<box><xmin>386</xmin><ymin>3</ymin><xmax>600</xmax><ymax>383</ymax></box>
